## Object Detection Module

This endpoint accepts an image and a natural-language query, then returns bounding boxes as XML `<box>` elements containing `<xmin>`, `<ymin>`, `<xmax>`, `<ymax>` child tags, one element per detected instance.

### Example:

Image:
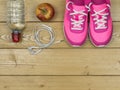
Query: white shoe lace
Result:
<box><xmin>66</xmin><ymin>1</ymin><xmax>87</xmax><ymax>30</ymax></box>
<box><xmin>85</xmin><ymin>2</ymin><xmax>92</xmax><ymax>12</ymax></box>
<box><xmin>92</xmin><ymin>5</ymin><xmax>110</xmax><ymax>30</ymax></box>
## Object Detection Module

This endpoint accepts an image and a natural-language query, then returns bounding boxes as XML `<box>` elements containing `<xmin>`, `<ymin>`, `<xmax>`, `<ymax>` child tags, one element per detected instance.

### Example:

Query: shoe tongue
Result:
<box><xmin>72</xmin><ymin>4</ymin><xmax>85</xmax><ymax>11</ymax></box>
<box><xmin>93</xmin><ymin>4</ymin><xmax>107</xmax><ymax>11</ymax></box>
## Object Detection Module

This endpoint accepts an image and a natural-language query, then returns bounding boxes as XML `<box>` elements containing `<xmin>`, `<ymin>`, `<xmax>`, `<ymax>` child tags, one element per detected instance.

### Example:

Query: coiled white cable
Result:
<box><xmin>28</xmin><ymin>24</ymin><xmax>55</xmax><ymax>55</ymax></box>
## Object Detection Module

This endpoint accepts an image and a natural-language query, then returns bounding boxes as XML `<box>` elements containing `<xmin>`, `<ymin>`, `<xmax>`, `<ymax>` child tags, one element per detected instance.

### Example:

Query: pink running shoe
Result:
<box><xmin>89</xmin><ymin>0</ymin><xmax>113</xmax><ymax>47</ymax></box>
<box><xmin>64</xmin><ymin>0</ymin><xmax>88</xmax><ymax>47</ymax></box>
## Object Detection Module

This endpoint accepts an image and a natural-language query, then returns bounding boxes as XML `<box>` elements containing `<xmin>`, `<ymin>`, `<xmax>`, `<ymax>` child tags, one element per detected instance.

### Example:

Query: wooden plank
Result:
<box><xmin>0</xmin><ymin>49</ymin><xmax>120</xmax><ymax>75</ymax></box>
<box><xmin>0</xmin><ymin>0</ymin><xmax>120</xmax><ymax>21</ymax></box>
<box><xmin>0</xmin><ymin>22</ymin><xmax>119</xmax><ymax>48</ymax></box>
<box><xmin>0</xmin><ymin>76</ymin><xmax>120</xmax><ymax>90</ymax></box>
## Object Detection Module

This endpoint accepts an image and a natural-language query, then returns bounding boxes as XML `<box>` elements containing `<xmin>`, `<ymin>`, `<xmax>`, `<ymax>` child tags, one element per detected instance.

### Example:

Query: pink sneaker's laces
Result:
<box><xmin>86</xmin><ymin>3</ymin><xmax>110</xmax><ymax>30</ymax></box>
<box><xmin>66</xmin><ymin>1</ymin><xmax>87</xmax><ymax>30</ymax></box>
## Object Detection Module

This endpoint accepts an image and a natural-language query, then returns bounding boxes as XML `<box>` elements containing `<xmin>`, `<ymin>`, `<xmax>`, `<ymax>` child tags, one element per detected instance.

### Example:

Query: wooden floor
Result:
<box><xmin>0</xmin><ymin>0</ymin><xmax>120</xmax><ymax>90</ymax></box>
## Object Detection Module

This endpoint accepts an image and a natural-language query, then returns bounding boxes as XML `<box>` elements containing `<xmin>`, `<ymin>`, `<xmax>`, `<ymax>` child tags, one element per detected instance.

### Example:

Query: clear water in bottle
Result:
<box><xmin>7</xmin><ymin>0</ymin><xmax>25</xmax><ymax>42</ymax></box>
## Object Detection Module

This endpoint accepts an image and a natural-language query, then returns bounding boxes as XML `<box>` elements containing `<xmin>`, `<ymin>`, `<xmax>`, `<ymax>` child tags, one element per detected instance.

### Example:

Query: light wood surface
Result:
<box><xmin>1</xmin><ymin>76</ymin><xmax>120</xmax><ymax>90</ymax></box>
<box><xmin>0</xmin><ymin>49</ymin><xmax>120</xmax><ymax>75</ymax></box>
<box><xmin>0</xmin><ymin>0</ymin><xmax>120</xmax><ymax>90</ymax></box>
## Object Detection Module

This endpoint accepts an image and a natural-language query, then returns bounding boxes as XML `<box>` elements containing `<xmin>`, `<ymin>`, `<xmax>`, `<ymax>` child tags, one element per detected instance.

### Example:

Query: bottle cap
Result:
<box><xmin>12</xmin><ymin>30</ymin><xmax>21</xmax><ymax>43</ymax></box>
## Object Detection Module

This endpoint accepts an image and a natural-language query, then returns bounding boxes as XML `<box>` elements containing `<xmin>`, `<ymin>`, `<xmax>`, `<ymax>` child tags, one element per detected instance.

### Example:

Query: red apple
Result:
<box><xmin>36</xmin><ymin>3</ymin><xmax>55</xmax><ymax>21</ymax></box>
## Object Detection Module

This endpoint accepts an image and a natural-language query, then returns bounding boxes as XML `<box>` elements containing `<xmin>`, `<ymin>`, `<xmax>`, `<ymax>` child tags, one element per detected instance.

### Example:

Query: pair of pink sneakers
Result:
<box><xmin>64</xmin><ymin>0</ymin><xmax>113</xmax><ymax>47</ymax></box>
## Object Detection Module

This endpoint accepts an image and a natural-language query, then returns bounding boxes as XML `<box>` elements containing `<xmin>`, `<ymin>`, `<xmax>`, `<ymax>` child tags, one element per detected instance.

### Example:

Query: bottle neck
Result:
<box><xmin>12</xmin><ymin>30</ymin><xmax>21</xmax><ymax>43</ymax></box>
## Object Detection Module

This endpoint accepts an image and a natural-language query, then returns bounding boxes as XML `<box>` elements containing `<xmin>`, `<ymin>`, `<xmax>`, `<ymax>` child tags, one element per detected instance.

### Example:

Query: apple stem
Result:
<box><xmin>40</xmin><ymin>8</ymin><xmax>47</xmax><ymax>15</ymax></box>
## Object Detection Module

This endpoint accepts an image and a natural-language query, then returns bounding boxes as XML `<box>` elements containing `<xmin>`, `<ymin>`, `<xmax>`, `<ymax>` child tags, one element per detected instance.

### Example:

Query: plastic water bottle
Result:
<box><xmin>7</xmin><ymin>0</ymin><xmax>25</xmax><ymax>42</ymax></box>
